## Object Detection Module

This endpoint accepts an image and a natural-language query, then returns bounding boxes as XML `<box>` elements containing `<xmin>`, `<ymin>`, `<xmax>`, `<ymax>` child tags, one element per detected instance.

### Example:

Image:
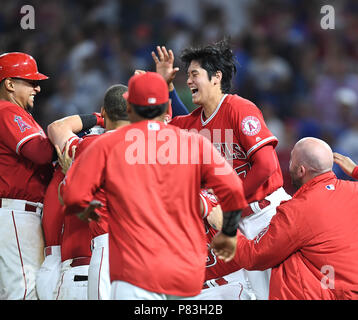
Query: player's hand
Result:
<box><xmin>207</xmin><ymin>204</ymin><xmax>223</xmax><ymax>231</ymax></box>
<box><xmin>55</xmin><ymin>141</ymin><xmax>76</xmax><ymax>175</ymax></box>
<box><xmin>134</xmin><ymin>69</ymin><xmax>146</xmax><ymax>75</ymax></box>
<box><xmin>210</xmin><ymin>232</ymin><xmax>237</xmax><ymax>262</ymax></box>
<box><xmin>333</xmin><ymin>152</ymin><xmax>357</xmax><ymax>177</ymax></box>
<box><xmin>151</xmin><ymin>46</ymin><xmax>179</xmax><ymax>87</ymax></box>
<box><xmin>77</xmin><ymin>200</ymin><xmax>103</xmax><ymax>223</ymax></box>
<box><xmin>93</xmin><ymin>112</ymin><xmax>105</xmax><ymax>128</ymax></box>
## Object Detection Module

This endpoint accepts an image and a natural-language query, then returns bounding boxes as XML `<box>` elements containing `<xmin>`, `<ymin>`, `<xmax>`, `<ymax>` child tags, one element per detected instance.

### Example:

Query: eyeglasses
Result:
<box><xmin>11</xmin><ymin>77</ymin><xmax>40</xmax><ymax>88</ymax></box>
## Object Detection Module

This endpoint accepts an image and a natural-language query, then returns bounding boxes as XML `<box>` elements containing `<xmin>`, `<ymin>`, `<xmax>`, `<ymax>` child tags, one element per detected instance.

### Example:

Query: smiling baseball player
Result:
<box><xmin>152</xmin><ymin>42</ymin><xmax>292</xmax><ymax>300</ymax></box>
<box><xmin>0</xmin><ymin>52</ymin><xmax>55</xmax><ymax>300</ymax></box>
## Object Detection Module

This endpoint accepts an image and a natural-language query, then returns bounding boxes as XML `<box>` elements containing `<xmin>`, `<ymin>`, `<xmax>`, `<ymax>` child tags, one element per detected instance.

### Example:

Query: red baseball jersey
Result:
<box><xmin>42</xmin><ymin>165</ymin><xmax>66</xmax><ymax>247</ymax></box>
<box><xmin>0</xmin><ymin>101</ymin><xmax>53</xmax><ymax>202</ymax></box>
<box><xmin>68</xmin><ymin>134</ymin><xmax>109</xmax><ymax>238</ymax></box>
<box><xmin>61</xmin><ymin>120</ymin><xmax>248</xmax><ymax>297</ymax></box>
<box><xmin>61</xmin><ymin>133</ymin><xmax>106</xmax><ymax>261</ymax></box>
<box><xmin>198</xmin><ymin>190</ymin><xmax>236</xmax><ymax>280</ymax></box>
<box><xmin>170</xmin><ymin>94</ymin><xmax>283</xmax><ymax>203</ymax></box>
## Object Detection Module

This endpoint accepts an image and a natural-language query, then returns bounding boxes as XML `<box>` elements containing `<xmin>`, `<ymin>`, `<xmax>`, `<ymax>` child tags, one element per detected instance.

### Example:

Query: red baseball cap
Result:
<box><xmin>0</xmin><ymin>52</ymin><xmax>48</xmax><ymax>82</ymax></box>
<box><xmin>123</xmin><ymin>72</ymin><xmax>168</xmax><ymax>106</ymax></box>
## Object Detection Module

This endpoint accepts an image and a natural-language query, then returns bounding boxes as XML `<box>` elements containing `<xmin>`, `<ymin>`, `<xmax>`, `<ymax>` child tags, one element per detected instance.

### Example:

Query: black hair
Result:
<box><xmin>103</xmin><ymin>84</ymin><xmax>129</xmax><ymax>121</ymax></box>
<box><xmin>180</xmin><ymin>38</ymin><xmax>237</xmax><ymax>93</ymax></box>
<box><xmin>132</xmin><ymin>102</ymin><xmax>168</xmax><ymax>119</ymax></box>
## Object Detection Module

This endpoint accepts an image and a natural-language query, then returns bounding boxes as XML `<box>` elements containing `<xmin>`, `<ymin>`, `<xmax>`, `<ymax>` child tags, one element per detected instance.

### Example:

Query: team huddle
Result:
<box><xmin>1</xmin><ymin>39</ymin><xmax>358</xmax><ymax>300</ymax></box>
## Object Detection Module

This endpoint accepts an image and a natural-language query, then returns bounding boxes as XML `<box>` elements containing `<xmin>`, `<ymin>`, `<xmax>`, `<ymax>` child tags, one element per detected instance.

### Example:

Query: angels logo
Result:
<box><xmin>206</xmin><ymin>244</ymin><xmax>217</xmax><ymax>267</ymax></box>
<box><xmin>14</xmin><ymin>116</ymin><xmax>31</xmax><ymax>132</ymax></box>
<box><xmin>241</xmin><ymin>116</ymin><xmax>261</xmax><ymax>136</ymax></box>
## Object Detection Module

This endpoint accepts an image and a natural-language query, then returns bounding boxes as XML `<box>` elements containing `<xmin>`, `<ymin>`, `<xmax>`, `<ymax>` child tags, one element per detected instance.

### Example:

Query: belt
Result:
<box><xmin>44</xmin><ymin>245</ymin><xmax>61</xmax><ymax>257</ymax></box>
<box><xmin>0</xmin><ymin>198</ymin><xmax>43</xmax><ymax>213</ymax></box>
<box><xmin>91</xmin><ymin>233</ymin><xmax>108</xmax><ymax>251</ymax></box>
<box><xmin>203</xmin><ymin>277</ymin><xmax>228</xmax><ymax>289</ymax></box>
<box><xmin>241</xmin><ymin>199</ymin><xmax>270</xmax><ymax>218</ymax></box>
<box><xmin>70</xmin><ymin>257</ymin><xmax>91</xmax><ymax>267</ymax></box>
<box><xmin>45</xmin><ymin>246</ymin><xmax>52</xmax><ymax>257</ymax></box>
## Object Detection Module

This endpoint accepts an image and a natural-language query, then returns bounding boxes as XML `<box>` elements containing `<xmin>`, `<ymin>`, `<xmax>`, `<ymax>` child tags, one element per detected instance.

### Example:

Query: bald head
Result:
<box><xmin>289</xmin><ymin>137</ymin><xmax>333</xmax><ymax>189</ymax></box>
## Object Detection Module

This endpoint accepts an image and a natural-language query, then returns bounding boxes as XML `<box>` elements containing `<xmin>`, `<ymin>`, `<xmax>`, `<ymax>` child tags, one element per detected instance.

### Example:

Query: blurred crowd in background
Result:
<box><xmin>1</xmin><ymin>0</ymin><xmax>358</xmax><ymax>193</ymax></box>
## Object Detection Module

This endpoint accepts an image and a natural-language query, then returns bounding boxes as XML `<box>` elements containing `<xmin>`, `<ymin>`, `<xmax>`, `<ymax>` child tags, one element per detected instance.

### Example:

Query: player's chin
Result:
<box><xmin>191</xmin><ymin>95</ymin><xmax>201</xmax><ymax>105</ymax></box>
<box><xmin>26</xmin><ymin>101</ymin><xmax>34</xmax><ymax>112</ymax></box>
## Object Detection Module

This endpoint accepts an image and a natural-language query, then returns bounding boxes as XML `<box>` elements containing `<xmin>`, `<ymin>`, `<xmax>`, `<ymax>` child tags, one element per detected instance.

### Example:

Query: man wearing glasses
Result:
<box><xmin>0</xmin><ymin>52</ymin><xmax>55</xmax><ymax>299</ymax></box>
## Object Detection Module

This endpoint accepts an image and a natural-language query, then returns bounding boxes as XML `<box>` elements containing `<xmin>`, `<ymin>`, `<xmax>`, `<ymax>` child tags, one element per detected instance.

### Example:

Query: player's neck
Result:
<box><xmin>202</xmin><ymin>93</ymin><xmax>225</xmax><ymax>119</ymax></box>
<box><xmin>106</xmin><ymin>119</ymin><xmax>130</xmax><ymax>131</ymax></box>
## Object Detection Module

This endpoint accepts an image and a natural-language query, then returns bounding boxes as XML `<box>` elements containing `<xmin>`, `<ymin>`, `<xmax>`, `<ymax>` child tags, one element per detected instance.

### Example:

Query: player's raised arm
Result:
<box><xmin>152</xmin><ymin>45</ymin><xmax>179</xmax><ymax>89</ymax></box>
<box><xmin>47</xmin><ymin>113</ymin><xmax>104</xmax><ymax>152</ymax></box>
<box><xmin>333</xmin><ymin>152</ymin><xmax>358</xmax><ymax>179</ymax></box>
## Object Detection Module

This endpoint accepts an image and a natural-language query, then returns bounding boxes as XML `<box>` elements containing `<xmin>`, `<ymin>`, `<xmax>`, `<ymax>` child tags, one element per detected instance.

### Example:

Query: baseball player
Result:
<box><xmin>152</xmin><ymin>41</ymin><xmax>292</xmax><ymax>300</ymax></box>
<box><xmin>198</xmin><ymin>189</ymin><xmax>256</xmax><ymax>300</ymax></box>
<box><xmin>49</xmin><ymin>84</ymin><xmax>130</xmax><ymax>300</ymax></box>
<box><xmin>60</xmin><ymin>72</ymin><xmax>248</xmax><ymax>300</ymax></box>
<box><xmin>333</xmin><ymin>152</ymin><xmax>358</xmax><ymax>180</ymax></box>
<box><xmin>36</xmin><ymin>113</ymin><xmax>104</xmax><ymax>300</ymax></box>
<box><xmin>0</xmin><ymin>52</ymin><xmax>54</xmax><ymax>300</ymax></box>
<box><xmin>213</xmin><ymin>138</ymin><xmax>358</xmax><ymax>299</ymax></box>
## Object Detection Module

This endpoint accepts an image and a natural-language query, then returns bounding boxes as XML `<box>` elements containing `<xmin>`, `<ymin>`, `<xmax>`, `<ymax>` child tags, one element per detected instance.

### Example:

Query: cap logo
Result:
<box><xmin>148</xmin><ymin>97</ymin><xmax>157</xmax><ymax>104</ymax></box>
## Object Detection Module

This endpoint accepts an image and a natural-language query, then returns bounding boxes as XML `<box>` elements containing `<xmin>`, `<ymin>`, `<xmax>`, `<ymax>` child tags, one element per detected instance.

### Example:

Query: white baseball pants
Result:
<box><xmin>55</xmin><ymin>258</ymin><xmax>90</xmax><ymax>300</ymax></box>
<box><xmin>0</xmin><ymin>199</ymin><xmax>44</xmax><ymax>300</ymax></box>
<box><xmin>88</xmin><ymin>233</ymin><xmax>111</xmax><ymax>300</ymax></box>
<box><xmin>111</xmin><ymin>280</ymin><xmax>197</xmax><ymax>300</ymax></box>
<box><xmin>238</xmin><ymin>187</ymin><xmax>292</xmax><ymax>300</ymax></box>
<box><xmin>196</xmin><ymin>269</ymin><xmax>257</xmax><ymax>300</ymax></box>
<box><xmin>35</xmin><ymin>245</ymin><xmax>61</xmax><ymax>300</ymax></box>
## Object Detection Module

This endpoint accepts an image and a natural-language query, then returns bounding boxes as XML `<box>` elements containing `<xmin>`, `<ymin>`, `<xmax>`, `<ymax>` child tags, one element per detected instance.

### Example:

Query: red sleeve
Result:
<box><xmin>230</xmin><ymin>99</ymin><xmax>278</xmax><ymax>156</ymax></box>
<box><xmin>235</xmin><ymin>203</ymin><xmax>303</xmax><ymax>271</ymax></box>
<box><xmin>243</xmin><ymin>144</ymin><xmax>278</xmax><ymax>199</ymax></box>
<box><xmin>61</xmin><ymin>136</ymin><xmax>107</xmax><ymax>213</ymax></box>
<box><xmin>21</xmin><ymin>135</ymin><xmax>55</xmax><ymax>165</ymax></box>
<box><xmin>200</xmin><ymin>135</ymin><xmax>248</xmax><ymax>212</ymax></box>
<box><xmin>199</xmin><ymin>189</ymin><xmax>219</xmax><ymax>218</ymax></box>
<box><xmin>352</xmin><ymin>166</ymin><xmax>358</xmax><ymax>180</ymax></box>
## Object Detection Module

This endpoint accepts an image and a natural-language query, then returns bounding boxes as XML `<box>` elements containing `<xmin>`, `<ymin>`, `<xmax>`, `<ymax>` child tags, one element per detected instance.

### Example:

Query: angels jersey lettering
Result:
<box><xmin>170</xmin><ymin>94</ymin><xmax>283</xmax><ymax>203</ymax></box>
<box><xmin>0</xmin><ymin>101</ymin><xmax>53</xmax><ymax>202</ymax></box>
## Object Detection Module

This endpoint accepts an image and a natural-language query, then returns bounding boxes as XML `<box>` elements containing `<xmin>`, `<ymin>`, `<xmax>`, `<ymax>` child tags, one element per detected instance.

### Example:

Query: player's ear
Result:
<box><xmin>4</xmin><ymin>78</ymin><xmax>15</xmax><ymax>92</ymax></box>
<box><xmin>213</xmin><ymin>71</ymin><xmax>222</xmax><ymax>85</ymax></box>
<box><xmin>297</xmin><ymin>165</ymin><xmax>306</xmax><ymax>178</ymax></box>
<box><xmin>100</xmin><ymin>106</ymin><xmax>105</xmax><ymax>118</ymax></box>
<box><xmin>126</xmin><ymin>101</ymin><xmax>132</xmax><ymax>115</ymax></box>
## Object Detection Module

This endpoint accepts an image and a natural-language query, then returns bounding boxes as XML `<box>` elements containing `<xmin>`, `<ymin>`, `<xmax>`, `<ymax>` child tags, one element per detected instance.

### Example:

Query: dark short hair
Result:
<box><xmin>132</xmin><ymin>102</ymin><xmax>168</xmax><ymax>119</ymax></box>
<box><xmin>180</xmin><ymin>38</ymin><xmax>237</xmax><ymax>93</ymax></box>
<box><xmin>103</xmin><ymin>84</ymin><xmax>129</xmax><ymax>121</ymax></box>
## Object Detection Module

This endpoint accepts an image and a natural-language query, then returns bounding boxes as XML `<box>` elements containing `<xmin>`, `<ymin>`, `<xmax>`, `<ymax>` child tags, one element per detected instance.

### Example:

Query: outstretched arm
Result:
<box><xmin>47</xmin><ymin>113</ymin><xmax>104</xmax><ymax>151</ymax></box>
<box><xmin>152</xmin><ymin>46</ymin><xmax>189</xmax><ymax>116</ymax></box>
<box><xmin>333</xmin><ymin>152</ymin><xmax>358</xmax><ymax>179</ymax></box>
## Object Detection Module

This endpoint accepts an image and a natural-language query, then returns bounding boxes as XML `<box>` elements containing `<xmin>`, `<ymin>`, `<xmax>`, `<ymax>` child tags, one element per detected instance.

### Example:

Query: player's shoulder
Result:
<box><xmin>0</xmin><ymin>101</ymin><xmax>26</xmax><ymax>116</ymax></box>
<box><xmin>170</xmin><ymin>107</ymin><xmax>202</xmax><ymax>123</ymax></box>
<box><xmin>225</xmin><ymin>94</ymin><xmax>260</xmax><ymax>112</ymax></box>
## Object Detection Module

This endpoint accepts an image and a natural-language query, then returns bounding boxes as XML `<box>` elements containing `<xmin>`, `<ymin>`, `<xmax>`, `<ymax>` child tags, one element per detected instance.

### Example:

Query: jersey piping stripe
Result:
<box><xmin>97</xmin><ymin>247</ymin><xmax>104</xmax><ymax>300</ymax></box>
<box><xmin>246</xmin><ymin>136</ymin><xmax>278</xmax><ymax>158</ymax></box>
<box><xmin>11</xmin><ymin>211</ymin><xmax>27</xmax><ymax>299</ymax></box>
<box><xmin>199</xmin><ymin>193</ymin><xmax>208</xmax><ymax>218</ymax></box>
<box><xmin>16</xmin><ymin>132</ymin><xmax>42</xmax><ymax>154</ymax></box>
<box><xmin>200</xmin><ymin>94</ymin><xmax>228</xmax><ymax>126</ymax></box>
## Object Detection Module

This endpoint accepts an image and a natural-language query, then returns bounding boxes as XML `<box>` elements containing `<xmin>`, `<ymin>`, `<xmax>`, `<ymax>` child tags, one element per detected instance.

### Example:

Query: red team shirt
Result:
<box><xmin>67</xmin><ymin>134</ymin><xmax>109</xmax><ymax>239</ymax></box>
<box><xmin>61</xmin><ymin>121</ymin><xmax>248</xmax><ymax>297</ymax></box>
<box><xmin>170</xmin><ymin>94</ymin><xmax>283</xmax><ymax>204</ymax></box>
<box><xmin>0</xmin><ymin>101</ymin><xmax>53</xmax><ymax>202</ymax></box>
<box><xmin>60</xmin><ymin>134</ymin><xmax>106</xmax><ymax>261</ymax></box>
<box><xmin>42</xmin><ymin>165</ymin><xmax>66</xmax><ymax>247</ymax></box>
<box><xmin>171</xmin><ymin>94</ymin><xmax>284</xmax><ymax>281</ymax></box>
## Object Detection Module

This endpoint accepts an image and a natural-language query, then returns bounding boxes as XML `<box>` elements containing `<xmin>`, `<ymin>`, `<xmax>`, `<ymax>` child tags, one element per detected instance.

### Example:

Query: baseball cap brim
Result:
<box><xmin>20</xmin><ymin>72</ymin><xmax>49</xmax><ymax>80</ymax></box>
